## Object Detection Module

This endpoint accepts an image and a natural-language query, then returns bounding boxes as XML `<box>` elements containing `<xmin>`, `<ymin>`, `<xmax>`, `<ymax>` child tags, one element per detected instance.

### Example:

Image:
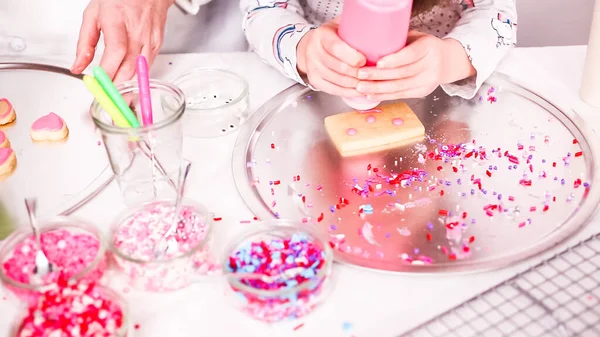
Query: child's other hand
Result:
<box><xmin>296</xmin><ymin>19</ymin><xmax>366</xmax><ymax>97</ymax></box>
<box><xmin>355</xmin><ymin>31</ymin><xmax>474</xmax><ymax>100</ymax></box>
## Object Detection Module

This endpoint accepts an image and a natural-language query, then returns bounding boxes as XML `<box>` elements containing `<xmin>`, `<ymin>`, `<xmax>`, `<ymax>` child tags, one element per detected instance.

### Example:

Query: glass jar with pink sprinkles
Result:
<box><xmin>223</xmin><ymin>220</ymin><xmax>334</xmax><ymax>323</ymax></box>
<box><xmin>10</xmin><ymin>276</ymin><xmax>129</xmax><ymax>337</ymax></box>
<box><xmin>109</xmin><ymin>199</ymin><xmax>220</xmax><ymax>292</ymax></box>
<box><xmin>0</xmin><ymin>217</ymin><xmax>108</xmax><ymax>305</ymax></box>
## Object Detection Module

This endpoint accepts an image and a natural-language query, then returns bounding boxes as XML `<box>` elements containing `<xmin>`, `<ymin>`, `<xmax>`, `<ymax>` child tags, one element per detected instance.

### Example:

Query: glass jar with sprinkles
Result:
<box><xmin>10</xmin><ymin>278</ymin><xmax>129</xmax><ymax>337</ymax></box>
<box><xmin>223</xmin><ymin>220</ymin><xmax>334</xmax><ymax>323</ymax></box>
<box><xmin>109</xmin><ymin>198</ymin><xmax>220</xmax><ymax>292</ymax></box>
<box><xmin>0</xmin><ymin>217</ymin><xmax>108</xmax><ymax>306</ymax></box>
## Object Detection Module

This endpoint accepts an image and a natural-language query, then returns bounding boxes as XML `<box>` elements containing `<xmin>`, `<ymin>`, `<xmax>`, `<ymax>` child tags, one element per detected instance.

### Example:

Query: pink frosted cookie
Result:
<box><xmin>0</xmin><ymin>98</ymin><xmax>16</xmax><ymax>125</ymax></box>
<box><xmin>30</xmin><ymin>112</ymin><xmax>69</xmax><ymax>141</ymax></box>
<box><xmin>0</xmin><ymin>148</ymin><xmax>16</xmax><ymax>176</ymax></box>
<box><xmin>0</xmin><ymin>130</ymin><xmax>9</xmax><ymax>148</ymax></box>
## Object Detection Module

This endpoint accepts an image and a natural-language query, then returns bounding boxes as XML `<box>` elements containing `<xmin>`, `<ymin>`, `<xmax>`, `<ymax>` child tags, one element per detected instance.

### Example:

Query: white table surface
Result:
<box><xmin>1</xmin><ymin>46</ymin><xmax>599</xmax><ymax>337</ymax></box>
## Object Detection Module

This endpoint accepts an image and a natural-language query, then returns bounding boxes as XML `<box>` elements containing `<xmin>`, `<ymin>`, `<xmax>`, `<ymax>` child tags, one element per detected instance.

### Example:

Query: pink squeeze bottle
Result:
<box><xmin>338</xmin><ymin>0</ymin><xmax>413</xmax><ymax>110</ymax></box>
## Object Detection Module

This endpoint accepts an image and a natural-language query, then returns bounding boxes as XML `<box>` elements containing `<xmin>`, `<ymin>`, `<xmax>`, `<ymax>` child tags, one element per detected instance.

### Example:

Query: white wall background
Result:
<box><xmin>517</xmin><ymin>0</ymin><xmax>594</xmax><ymax>46</ymax></box>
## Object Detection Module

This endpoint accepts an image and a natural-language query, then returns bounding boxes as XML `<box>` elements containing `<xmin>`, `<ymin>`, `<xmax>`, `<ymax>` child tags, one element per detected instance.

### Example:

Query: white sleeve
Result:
<box><xmin>240</xmin><ymin>0</ymin><xmax>316</xmax><ymax>85</ymax></box>
<box><xmin>441</xmin><ymin>0</ymin><xmax>517</xmax><ymax>99</ymax></box>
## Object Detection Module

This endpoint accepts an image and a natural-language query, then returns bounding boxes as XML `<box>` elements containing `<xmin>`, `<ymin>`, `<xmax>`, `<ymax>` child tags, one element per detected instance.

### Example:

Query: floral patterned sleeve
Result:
<box><xmin>441</xmin><ymin>0</ymin><xmax>518</xmax><ymax>99</ymax></box>
<box><xmin>239</xmin><ymin>0</ymin><xmax>316</xmax><ymax>85</ymax></box>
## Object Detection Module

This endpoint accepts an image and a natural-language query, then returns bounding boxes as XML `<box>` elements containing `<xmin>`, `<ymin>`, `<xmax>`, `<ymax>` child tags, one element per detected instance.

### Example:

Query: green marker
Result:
<box><xmin>92</xmin><ymin>66</ymin><xmax>141</xmax><ymax>128</ymax></box>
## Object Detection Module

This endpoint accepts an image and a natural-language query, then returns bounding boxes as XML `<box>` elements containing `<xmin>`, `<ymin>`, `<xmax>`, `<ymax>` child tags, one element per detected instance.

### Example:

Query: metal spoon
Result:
<box><xmin>24</xmin><ymin>198</ymin><xmax>53</xmax><ymax>282</ymax></box>
<box><xmin>153</xmin><ymin>160</ymin><xmax>192</xmax><ymax>258</ymax></box>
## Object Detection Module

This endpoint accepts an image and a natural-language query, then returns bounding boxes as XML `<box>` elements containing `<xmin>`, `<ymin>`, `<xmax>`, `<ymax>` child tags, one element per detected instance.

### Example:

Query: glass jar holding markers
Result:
<box><xmin>109</xmin><ymin>198</ymin><xmax>221</xmax><ymax>292</ymax></box>
<box><xmin>0</xmin><ymin>217</ymin><xmax>108</xmax><ymax>305</ymax></box>
<box><xmin>87</xmin><ymin>63</ymin><xmax>186</xmax><ymax>206</ymax></box>
<box><xmin>223</xmin><ymin>220</ymin><xmax>334</xmax><ymax>323</ymax></box>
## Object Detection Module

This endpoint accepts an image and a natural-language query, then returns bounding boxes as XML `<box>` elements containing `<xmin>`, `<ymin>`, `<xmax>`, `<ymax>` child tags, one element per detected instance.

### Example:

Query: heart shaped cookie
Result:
<box><xmin>0</xmin><ymin>98</ymin><xmax>16</xmax><ymax>125</ymax></box>
<box><xmin>0</xmin><ymin>130</ymin><xmax>9</xmax><ymax>148</ymax></box>
<box><xmin>0</xmin><ymin>147</ymin><xmax>16</xmax><ymax>176</ymax></box>
<box><xmin>30</xmin><ymin>112</ymin><xmax>69</xmax><ymax>141</ymax></box>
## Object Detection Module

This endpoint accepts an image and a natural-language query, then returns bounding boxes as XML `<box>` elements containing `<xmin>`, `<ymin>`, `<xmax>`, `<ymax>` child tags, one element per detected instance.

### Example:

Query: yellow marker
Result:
<box><xmin>83</xmin><ymin>75</ymin><xmax>130</xmax><ymax>128</ymax></box>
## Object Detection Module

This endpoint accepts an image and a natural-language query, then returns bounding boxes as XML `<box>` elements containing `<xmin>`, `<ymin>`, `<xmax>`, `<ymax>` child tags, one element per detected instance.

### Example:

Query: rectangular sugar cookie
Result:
<box><xmin>324</xmin><ymin>102</ymin><xmax>425</xmax><ymax>157</ymax></box>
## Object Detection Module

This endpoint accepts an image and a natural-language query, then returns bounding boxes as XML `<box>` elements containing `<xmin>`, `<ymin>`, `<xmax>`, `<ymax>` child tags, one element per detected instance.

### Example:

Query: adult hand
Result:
<box><xmin>71</xmin><ymin>0</ymin><xmax>173</xmax><ymax>83</ymax></box>
<box><xmin>355</xmin><ymin>31</ymin><xmax>476</xmax><ymax>100</ymax></box>
<box><xmin>296</xmin><ymin>18</ymin><xmax>366</xmax><ymax>97</ymax></box>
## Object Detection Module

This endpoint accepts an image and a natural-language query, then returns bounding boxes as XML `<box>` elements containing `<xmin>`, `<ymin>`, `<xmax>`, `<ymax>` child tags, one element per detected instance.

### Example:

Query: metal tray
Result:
<box><xmin>232</xmin><ymin>74</ymin><xmax>600</xmax><ymax>274</ymax></box>
<box><xmin>0</xmin><ymin>63</ymin><xmax>113</xmax><ymax>226</ymax></box>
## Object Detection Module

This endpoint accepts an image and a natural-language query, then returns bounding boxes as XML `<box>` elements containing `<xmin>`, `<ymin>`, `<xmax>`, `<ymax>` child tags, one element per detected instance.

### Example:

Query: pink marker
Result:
<box><xmin>136</xmin><ymin>55</ymin><xmax>153</xmax><ymax>126</ymax></box>
<box><xmin>338</xmin><ymin>0</ymin><xmax>413</xmax><ymax>110</ymax></box>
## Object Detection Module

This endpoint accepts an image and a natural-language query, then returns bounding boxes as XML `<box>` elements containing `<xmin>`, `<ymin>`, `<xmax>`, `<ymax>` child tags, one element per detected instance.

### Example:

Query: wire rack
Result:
<box><xmin>402</xmin><ymin>233</ymin><xmax>600</xmax><ymax>337</ymax></box>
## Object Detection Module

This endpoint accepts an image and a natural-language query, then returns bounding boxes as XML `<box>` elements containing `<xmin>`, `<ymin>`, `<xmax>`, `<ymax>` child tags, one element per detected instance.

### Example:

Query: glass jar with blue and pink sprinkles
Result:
<box><xmin>223</xmin><ymin>220</ymin><xmax>334</xmax><ymax>323</ymax></box>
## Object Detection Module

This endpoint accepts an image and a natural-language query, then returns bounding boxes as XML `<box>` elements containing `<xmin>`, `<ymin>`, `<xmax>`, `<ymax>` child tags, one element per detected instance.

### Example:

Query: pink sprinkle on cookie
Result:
<box><xmin>30</xmin><ymin>112</ymin><xmax>69</xmax><ymax>141</ymax></box>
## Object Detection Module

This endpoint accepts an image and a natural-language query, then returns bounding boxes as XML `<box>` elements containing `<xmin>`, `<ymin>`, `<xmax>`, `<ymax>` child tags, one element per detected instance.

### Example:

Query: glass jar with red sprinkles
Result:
<box><xmin>109</xmin><ymin>199</ymin><xmax>220</xmax><ymax>292</ymax></box>
<box><xmin>223</xmin><ymin>220</ymin><xmax>334</xmax><ymax>323</ymax></box>
<box><xmin>11</xmin><ymin>276</ymin><xmax>129</xmax><ymax>337</ymax></box>
<box><xmin>0</xmin><ymin>217</ymin><xmax>108</xmax><ymax>305</ymax></box>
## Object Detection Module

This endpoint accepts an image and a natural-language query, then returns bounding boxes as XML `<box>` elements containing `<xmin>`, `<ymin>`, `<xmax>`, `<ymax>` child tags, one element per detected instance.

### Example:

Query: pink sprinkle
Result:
<box><xmin>392</xmin><ymin>118</ymin><xmax>404</xmax><ymax>126</ymax></box>
<box><xmin>346</xmin><ymin>128</ymin><xmax>357</xmax><ymax>136</ymax></box>
<box><xmin>366</xmin><ymin>115</ymin><xmax>376</xmax><ymax>123</ymax></box>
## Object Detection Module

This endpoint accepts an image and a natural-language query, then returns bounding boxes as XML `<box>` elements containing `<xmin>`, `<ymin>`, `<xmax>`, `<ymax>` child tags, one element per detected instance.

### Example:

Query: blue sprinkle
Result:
<box><xmin>363</xmin><ymin>204</ymin><xmax>374</xmax><ymax>214</ymax></box>
<box><xmin>242</xmin><ymin>265</ymin><xmax>256</xmax><ymax>273</ymax></box>
<box><xmin>285</xmin><ymin>279</ymin><xmax>299</xmax><ymax>288</ymax></box>
<box><xmin>271</xmin><ymin>251</ymin><xmax>281</xmax><ymax>260</ymax></box>
<box><xmin>343</xmin><ymin>322</ymin><xmax>353</xmax><ymax>331</ymax></box>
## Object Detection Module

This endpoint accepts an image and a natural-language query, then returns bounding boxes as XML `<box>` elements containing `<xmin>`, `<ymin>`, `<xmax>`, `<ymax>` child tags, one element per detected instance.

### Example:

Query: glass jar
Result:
<box><xmin>10</xmin><ymin>284</ymin><xmax>129</xmax><ymax>337</ymax></box>
<box><xmin>222</xmin><ymin>220</ymin><xmax>334</xmax><ymax>323</ymax></box>
<box><xmin>172</xmin><ymin>68</ymin><xmax>249</xmax><ymax>138</ymax></box>
<box><xmin>0</xmin><ymin>217</ymin><xmax>108</xmax><ymax>305</ymax></box>
<box><xmin>109</xmin><ymin>199</ymin><xmax>219</xmax><ymax>292</ymax></box>
<box><xmin>91</xmin><ymin>79</ymin><xmax>186</xmax><ymax>206</ymax></box>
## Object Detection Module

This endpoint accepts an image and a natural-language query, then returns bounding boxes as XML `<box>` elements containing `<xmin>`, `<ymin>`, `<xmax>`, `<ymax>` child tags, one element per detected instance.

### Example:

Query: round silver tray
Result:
<box><xmin>0</xmin><ymin>63</ymin><xmax>113</xmax><ymax>226</ymax></box>
<box><xmin>233</xmin><ymin>74</ymin><xmax>600</xmax><ymax>274</ymax></box>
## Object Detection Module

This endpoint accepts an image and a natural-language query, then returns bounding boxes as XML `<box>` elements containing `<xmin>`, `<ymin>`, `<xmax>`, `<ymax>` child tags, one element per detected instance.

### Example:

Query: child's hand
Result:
<box><xmin>296</xmin><ymin>19</ymin><xmax>367</xmax><ymax>97</ymax></box>
<box><xmin>355</xmin><ymin>31</ymin><xmax>476</xmax><ymax>100</ymax></box>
